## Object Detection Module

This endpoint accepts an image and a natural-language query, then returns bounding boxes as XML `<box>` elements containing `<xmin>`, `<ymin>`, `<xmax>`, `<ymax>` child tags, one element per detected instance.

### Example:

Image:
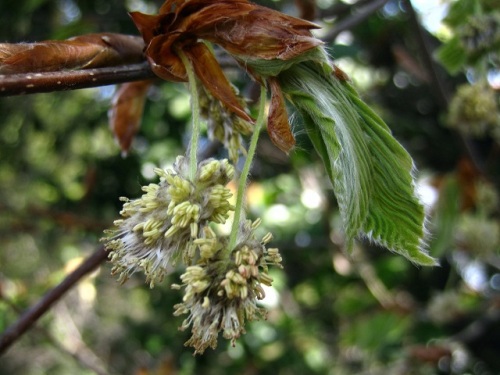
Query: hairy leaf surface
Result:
<box><xmin>279</xmin><ymin>61</ymin><xmax>436</xmax><ymax>265</ymax></box>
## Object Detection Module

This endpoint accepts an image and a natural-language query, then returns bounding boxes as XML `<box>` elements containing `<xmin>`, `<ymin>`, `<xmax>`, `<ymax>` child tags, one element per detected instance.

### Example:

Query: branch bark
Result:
<box><xmin>0</xmin><ymin>62</ymin><xmax>156</xmax><ymax>96</ymax></box>
<box><xmin>0</xmin><ymin>246</ymin><xmax>109</xmax><ymax>355</ymax></box>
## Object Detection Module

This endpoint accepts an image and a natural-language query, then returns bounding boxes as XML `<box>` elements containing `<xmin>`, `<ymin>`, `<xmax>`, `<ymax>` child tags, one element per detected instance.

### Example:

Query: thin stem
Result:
<box><xmin>0</xmin><ymin>246</ymin><xmax>108</xmax><ymax>355</ymax></box>
<box><xmin>177</xmin><ymin>49</ymin><xmax>201</xmax><ymax>181</ymax></box>
<box><xmin>228</xmin><ymin>85</ymin><xmax>267</xmax><ymax>250</ymax></box>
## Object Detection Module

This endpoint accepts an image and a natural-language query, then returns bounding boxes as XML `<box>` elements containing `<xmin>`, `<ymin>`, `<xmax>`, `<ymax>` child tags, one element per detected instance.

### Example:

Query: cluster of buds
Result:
<box><xmin>198</xmin><ymin>82</ymin><xmax>253</xmax><ymax>163</ymax></box>
<box><xmin>172</xmin><ymin>220</ymin><xmax>282</xmax><ymax>354</ymax></box>
<box><xmin>458</xmin><ymin>13</ymin><xmax>500</xmax><ymax>59</ymax></box>
<box><xmin>104</xmin><ymin>156</ymin><xmax>235</xmax><ymax>287</ymax></box>
<box><xmin>447</xmin><ymin>82</ymin><xmax>500</xmax><ymax>138</ymax></box>
<box><xmin>427</xmin><ymin>291</ymin><xmax>468</xmax><ymax>325</ymax></box>
<box><xmin>457</xmin><ymin>213</ymin><xmax>500</xmax><ymax>257</ymax></box>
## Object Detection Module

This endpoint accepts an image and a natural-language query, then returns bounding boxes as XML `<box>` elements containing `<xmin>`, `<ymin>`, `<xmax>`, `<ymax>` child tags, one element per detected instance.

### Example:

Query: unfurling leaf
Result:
<box><xmin>267</xmin><ymin>77</ymin><xmax>295</xmax><ymax>153</ymax></box>
<box><xmin>279</xmin><ymin>61</ymin><xmax>436</xmax><ymax>266</ymax></box>
<box><xmin>108</xmin><ymin>80</ymin><xmax>152</xmax><ymax>156</ymax></box>
<box><xmin>0</xmin><ymin>33</ymin><xmax>144</xmax><ymax>74</ymax></box>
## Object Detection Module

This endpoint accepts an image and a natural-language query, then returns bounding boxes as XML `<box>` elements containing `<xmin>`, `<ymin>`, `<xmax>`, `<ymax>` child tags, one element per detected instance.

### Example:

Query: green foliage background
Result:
<box><xmin>1</xmin><ymin>0</ymin><xmax>499</xmax><ymax>374</ymax></box>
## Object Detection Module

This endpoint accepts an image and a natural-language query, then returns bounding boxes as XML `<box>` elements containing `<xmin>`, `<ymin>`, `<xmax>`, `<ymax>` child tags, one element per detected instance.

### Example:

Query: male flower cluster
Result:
<box><xmin>104</xmin><ymin>156</ymin><xmax>235</xmax><ymax>287</ymax></box>
<box><xmin>198</xmin><ymin>82</ymin><xmax>253</xmax><ymax>163</ymax></box>
<box><xmin>172</xmin><ymin>220</ymin><xmax>282</xmax><ymax>354</ymax></box>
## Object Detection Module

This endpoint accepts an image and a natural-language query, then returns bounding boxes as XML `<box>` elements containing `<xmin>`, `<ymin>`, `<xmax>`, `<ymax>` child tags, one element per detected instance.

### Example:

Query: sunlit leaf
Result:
<box><xmin>443</xmin><ymin>0</ymin><xmax>481</xmax><ymax>28</ymax></box>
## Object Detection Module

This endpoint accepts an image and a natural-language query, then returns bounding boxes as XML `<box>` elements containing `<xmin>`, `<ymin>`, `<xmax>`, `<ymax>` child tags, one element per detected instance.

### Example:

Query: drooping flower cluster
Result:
<box><xmin>198</xmin><ymin>82</ymin><xmax>253</xmax><ymax>163</ymax></box>
<box><xmin>172</xmin><ymin>220</ymin><xmax>282</xmax><ymax>354</ymax></box>
<box><xmin>104</xmin><ymin>156</ymin><xmax>235</xmax><ymax>287</ymax></box>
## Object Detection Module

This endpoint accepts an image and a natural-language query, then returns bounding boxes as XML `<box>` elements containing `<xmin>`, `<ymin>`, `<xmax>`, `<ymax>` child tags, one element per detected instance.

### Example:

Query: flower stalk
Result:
<box><xmin>228</xmin><ymin>85</ymin><xmax>267</xmax><ymax>251</ymax></box>
<box><xmin>177</xmin><ymin>49</ymin><xmax>201</xmax><ymax>181</ymax></box>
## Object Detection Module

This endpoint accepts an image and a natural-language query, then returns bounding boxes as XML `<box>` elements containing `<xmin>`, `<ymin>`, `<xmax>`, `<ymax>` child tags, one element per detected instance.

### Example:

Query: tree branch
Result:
<box><xmin>402</xmin><ymin>0</ymin><xmax>450</xmax><ymax>108</ymax></box>
<box><xmin>323</xmin><ymin>0</ymin><xmax>390</xmax><ymax>43</ymax></box>
<box><xmin>0</xmin><ymin>62</ymin><xmax>156</xmax><ymax>97</ymax></box>
<box><xmin>0</xmin><ymin>246</ymin><xmax>109</xmax><ymax>355</ymax></box>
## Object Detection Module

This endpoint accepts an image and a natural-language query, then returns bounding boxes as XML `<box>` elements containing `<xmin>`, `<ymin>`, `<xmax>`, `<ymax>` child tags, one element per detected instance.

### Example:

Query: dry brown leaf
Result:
<box><xmin>183</xmin><ymin>42</ymin><xmax>253</xmax><ymax>122</ymax></box>
<box><xmin>267</xmin><ymin>77</ymin><xmax>295</xmax><ymax>153</ymax></box>
<box><xmin>108</xmin><ymin>80</ymin><xmax>152</xmax><ymax>155</ymax></box>
<box><xmin>0</xmin><ymin>33</ymin><xmax>144</xmax><ymax>74</ymax></box>
<box><xmin>189</xmin><ymin>4</ymin><xmax>322</xmax><ymax>60</ymax></box>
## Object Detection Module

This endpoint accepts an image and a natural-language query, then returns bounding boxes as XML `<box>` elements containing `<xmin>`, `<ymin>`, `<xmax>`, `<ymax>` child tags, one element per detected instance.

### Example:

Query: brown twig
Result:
<box><xmin>0</xmin><ymin>62</ymin><xmax>156</xmax><ymax>97</ymax></box>
<box><xmin>0</xmin><ymin>246</ymin><xmax>109</xmax><ymax>355</ymax></box>
<box><xmin>1</xmin><ymin>295</ymin><xmax>111</xmax><ymax>374</ymax></box>
<box><xmin>402</xmin><ymin>0</ymin><xmax>450</xmax><ymax>108</ymax></box>
<box><xmin>323</xmin><ymin>0</ymin><xmax>390</xmax><ymax>43</ymax></box>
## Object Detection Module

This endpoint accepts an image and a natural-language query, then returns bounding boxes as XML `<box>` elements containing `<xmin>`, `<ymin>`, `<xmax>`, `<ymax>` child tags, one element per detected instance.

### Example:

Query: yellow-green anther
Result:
<box><xmin>261</xmin><ymin>232</ymin><xmax>273</xmax><ymax>244</ymax></box>
<box><xmin>255</xmin><ymin>284</ymin><xmax>266</xmax><ymax>300</ymax></box>
<box><xmin>202</xmin><ymin>296</ymin><xmax>210</xmax><ymax>309</ymax></box>
<box><xmin>251</xmin><ymin>218</ymin><xmax>262</xmax><ymax>230</ymax></box>
<box><xmin>190</xmin><ymin>222</ymin><xmax>198</xmax><ymax>238</ymax></box>
<box><xmin>198</xmin><ymin>160</ymin><xmax>220</xmax><ymax>182</ymax></box>
<box><xmin>164</xmin><ymin>225</ymin><xmax>180</xmax><ymax>238</ymax></box>
<box><xmin>240</xmin><ymin>285</ymin><xmax>248</xmax><ymax>299</ymax></box>
<box><xmin>259</xmin><ymin>272</ymin><xmax>273</xmax><ymax>286</ymax></box>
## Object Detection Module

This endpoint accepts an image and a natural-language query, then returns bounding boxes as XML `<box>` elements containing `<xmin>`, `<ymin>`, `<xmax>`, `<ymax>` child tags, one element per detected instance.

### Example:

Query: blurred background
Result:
<box><xmin>0</xmin><ymin>0</ymin><xmax>499</xmax><ymax>374</ymax></box>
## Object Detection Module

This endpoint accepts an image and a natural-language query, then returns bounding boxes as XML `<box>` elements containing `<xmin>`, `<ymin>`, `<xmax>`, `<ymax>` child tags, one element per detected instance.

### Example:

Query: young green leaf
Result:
<box><xmin>279</xmin><ymin>61</ymin><xmax>436</xmax><ymax>266</ymax></box>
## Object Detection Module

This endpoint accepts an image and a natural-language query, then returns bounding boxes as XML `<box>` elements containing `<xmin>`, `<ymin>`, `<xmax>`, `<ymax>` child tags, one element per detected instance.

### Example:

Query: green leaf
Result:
<box><xmin>443</xmin><ymin>0</ymin><xmax>481</xmax><ymax>28</ymax></box>
<box><xmin>434</xmin><ymin>36</ymin><xmax>467</xmax><ymax>75</ymax></box>
<box><xmin>340</xmin><ymin>311</ymin><xmax>411</xmax><ymax>352</ymax></box>
<box><xmin>279</xmin><ymin>61</ymin><xmax>436</xmax><ymax>266</ymax></box>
